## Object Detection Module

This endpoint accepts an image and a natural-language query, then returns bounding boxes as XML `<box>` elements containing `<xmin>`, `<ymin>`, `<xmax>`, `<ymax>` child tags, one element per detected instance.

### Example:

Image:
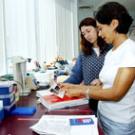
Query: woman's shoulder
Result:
<box><xmin>105</xmin><ymin>44</ymin><xmax>113</xmax><ymax>51</ymax></box>
<box><xmin>79</xmin><ymin>52</ymin><xmax>86</xmax><ymax>57</ymax></box>
<box><xmin>122</xmin><ymin>38</ymin><xmax>135</xmax><ymax>52</ymax></box>
<box><xmin>75</xmin><ymin>53</ymin><xmax>83</xmax><ymax>63</ymax></box>
<box><xmin>100</xmin><ymin>44</ymin><xmax>112</xmax><ymax>54</ymax></box>
<box><xmin>127</xmin><ymin>38</ymin><xmax>135</xmax><ymax>47</ymax></box>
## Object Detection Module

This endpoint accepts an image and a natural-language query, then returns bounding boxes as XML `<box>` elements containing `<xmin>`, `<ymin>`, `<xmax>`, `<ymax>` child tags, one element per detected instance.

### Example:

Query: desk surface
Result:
<box><xmin>0</xmin><ymin>91</ymin><xmax>104</xmax><ymax>135</ymax></box>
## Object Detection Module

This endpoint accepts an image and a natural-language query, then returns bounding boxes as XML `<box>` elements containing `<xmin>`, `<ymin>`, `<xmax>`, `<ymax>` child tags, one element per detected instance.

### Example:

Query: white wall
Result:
<box><xmin>78</xmin><ymin>0</ymin><xmax>135</xmax><ymax>25</ymax></box>
<box><xmin>55</xmin><ymin>0</ymin><xmax>79</xmax><ymax>60</ymax></box>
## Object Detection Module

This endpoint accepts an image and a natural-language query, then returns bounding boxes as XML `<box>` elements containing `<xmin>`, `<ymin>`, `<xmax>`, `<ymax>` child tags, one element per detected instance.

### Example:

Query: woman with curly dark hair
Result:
<box><xmin>64</xmin><ymin>17</ymin><xmax>111</xmax><ymax>113</ymax></box>
<box><xmin>61</xmin><ymin>2</ymin><xmax>135</xmax><ymax>135</ymax></box>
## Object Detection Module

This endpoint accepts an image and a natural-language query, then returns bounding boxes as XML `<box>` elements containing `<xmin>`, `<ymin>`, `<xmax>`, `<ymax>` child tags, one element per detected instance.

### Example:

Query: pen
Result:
<box><xmin>48</xmin><ymin>108</ymin><xmax>91</xmax><ymax>113</ymax></box>
<box><xmin>17</xmin><ymin>118</ymin><xmax>39</xmax><ymax>121</ymax></box>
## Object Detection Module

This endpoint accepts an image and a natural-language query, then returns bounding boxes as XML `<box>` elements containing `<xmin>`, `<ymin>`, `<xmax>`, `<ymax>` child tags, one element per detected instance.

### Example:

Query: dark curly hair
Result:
<box><xmin>94</xmin><ymin>2</ymin><xmax>133</xmax><ymax>34</ymax></box>
<box><xmin>79</xmin><ymin>17</ymin><xmax>108</xmax><ymax>55</ymax></box>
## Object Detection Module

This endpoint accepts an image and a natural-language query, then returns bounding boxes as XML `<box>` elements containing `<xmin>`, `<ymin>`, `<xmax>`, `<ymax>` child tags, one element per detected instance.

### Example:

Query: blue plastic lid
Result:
<box><xmin>10</xmin><ymin>106</ymin><xmax>36</xmax><ymax>116</ymax></box>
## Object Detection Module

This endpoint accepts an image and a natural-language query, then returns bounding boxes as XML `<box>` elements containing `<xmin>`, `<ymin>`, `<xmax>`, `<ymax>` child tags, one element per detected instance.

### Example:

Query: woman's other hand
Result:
<box><xmin>90</xmin><ymin>79</ymin><xmax>102</xmax><ymax>86</ymax></box>
<box><xmin>59</xmin><ymin>83</ymin><xmax>87</xmax><ymax>98</ymax></box>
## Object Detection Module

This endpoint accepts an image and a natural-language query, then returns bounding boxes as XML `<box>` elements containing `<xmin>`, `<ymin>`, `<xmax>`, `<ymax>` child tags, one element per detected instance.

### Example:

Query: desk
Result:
<box><xmin>0</xmin><ymin>91</ymin><xmax>104</xmax><ymax>135</ymax></box>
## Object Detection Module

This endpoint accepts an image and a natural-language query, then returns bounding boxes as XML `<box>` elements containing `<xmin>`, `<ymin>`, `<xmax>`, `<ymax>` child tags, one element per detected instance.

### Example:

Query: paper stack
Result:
<box><xmin>36</xmin><ymin>90</ymin><xmax>88</xmax><ymax>111</ymax></box>
<box><xmin>30</xmin><ymin>115</ymin><xmax>99</xmax><ymax>135</ymax></box>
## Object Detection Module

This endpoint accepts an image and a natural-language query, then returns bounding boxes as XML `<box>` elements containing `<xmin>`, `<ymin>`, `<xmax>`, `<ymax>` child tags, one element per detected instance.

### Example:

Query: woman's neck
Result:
<box><xmin>112</xmin><ymin>33</ymin><xmax>128</xmax><ymax>50</ymax></box>
<box><xmin>93</xmin><ymin>41</ymin><xmax>99</xmax><ymax>48</ymax></box>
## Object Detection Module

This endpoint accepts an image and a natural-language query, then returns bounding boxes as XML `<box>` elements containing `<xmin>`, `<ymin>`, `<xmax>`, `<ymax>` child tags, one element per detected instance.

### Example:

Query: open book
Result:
<box><xmin>37</xmin><ymin>90</ymin><xmax>88</xmax><ymax>111</ymax></box>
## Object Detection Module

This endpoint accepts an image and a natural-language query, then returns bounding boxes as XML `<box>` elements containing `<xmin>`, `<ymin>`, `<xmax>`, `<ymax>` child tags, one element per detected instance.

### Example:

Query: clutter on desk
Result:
<box><xmin>45</xmin><ymin>56</ymin><xmax>76</xmax><ymax>78</ymax></box>
<box><xmin>0</xmin><ymin>81</ymin><xmax>17</xmax><ymax>117</ymax></box>
<box><xmin>12</xmin><ymin>56</ymin><xmax>31</xmax><ymax>96</ymax></box>
<box><xmin>24</xmin><ymin>56</ymin><xmax>76</xmax><ymax>88</ymax></box>
<box><xmin>25</xmin><ymin>73</ymin><xmax>39</xmax><ymax>90</ymax></box>
<box><xmin>30</xmin><ymin>115</ymin><xmax>98</xmax><ymax>135</ymax></box>
<box><xmin>33</xmin><ymin>70</ymin><xmax>54</xmax><ymax>90</ymax></box>
<box><xmin>37</xmin><ymin>83</ymin><xmax>50</xmax><ymax>90</ymax></box>
<box><xmin>0</xmin><ymin>74</ymin><xmax>14</xmax><ymax>81</ymax></box>
<box><xmin>4</xmin><ymin>56</ymin><xmax>75</xmax><ymax>96</ymax></box>
<box><xmin>26</xmin><ymin>58</ymin><xmax>41</xmax><ymax>72</ymax></box>
<box><xmin>54</xmin><ymin>57</ymin><xmax>72</xmax><ymax>76</ymax></box>
<box><xmin>0</xmin><ymin>100</ymin><xmax>4</xmax><ymax>121</ymax></box>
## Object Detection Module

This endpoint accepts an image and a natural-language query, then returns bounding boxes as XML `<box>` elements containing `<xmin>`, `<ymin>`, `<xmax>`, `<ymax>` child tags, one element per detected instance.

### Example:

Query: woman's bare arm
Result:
<box><xmin>88</xmin><ymin>67</ymin><xmax>135</xmax><ymax>101</ymax></box>
<box><xmin>61</xmin><ymin>67</ymin><xmax>135</xmax><ymax>101</ymax></box>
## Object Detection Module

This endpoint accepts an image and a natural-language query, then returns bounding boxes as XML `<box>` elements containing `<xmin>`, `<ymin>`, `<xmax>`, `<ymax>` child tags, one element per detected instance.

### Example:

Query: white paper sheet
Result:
<box><xmin>30</xmin><ymin>115</ymin><xmax>98</xmax><ymax>135</ymax></box>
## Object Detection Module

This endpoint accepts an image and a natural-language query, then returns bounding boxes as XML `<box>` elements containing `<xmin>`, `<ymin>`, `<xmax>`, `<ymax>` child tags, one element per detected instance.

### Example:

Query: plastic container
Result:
<box><xmin>0</xmin><ymin>100</ymin><xmax>4</xmax><ymax>121</ymax></box>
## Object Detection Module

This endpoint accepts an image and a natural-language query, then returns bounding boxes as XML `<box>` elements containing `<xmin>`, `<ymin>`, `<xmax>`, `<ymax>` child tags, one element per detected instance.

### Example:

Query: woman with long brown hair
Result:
<box><xmin>64</xmin><ymin>17</ymin><xmax>111</xmax><ymax>113</ymax></box>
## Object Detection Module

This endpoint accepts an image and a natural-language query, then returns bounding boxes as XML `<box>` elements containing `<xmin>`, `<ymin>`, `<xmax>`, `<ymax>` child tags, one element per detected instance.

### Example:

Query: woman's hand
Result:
<box><xmin>59</xmin><ymin>83</ymin><xmax>77</xmax><ymax>89</ymax></box>
<box><xmin>90</xmin><ymin>79</ymin><xmax>102</xmax><ymax>86</ymax></box>
<box><xmin>59</xmin><ymin>83</ymin><xmax>87</xmax><ymax>98</ymax></box>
